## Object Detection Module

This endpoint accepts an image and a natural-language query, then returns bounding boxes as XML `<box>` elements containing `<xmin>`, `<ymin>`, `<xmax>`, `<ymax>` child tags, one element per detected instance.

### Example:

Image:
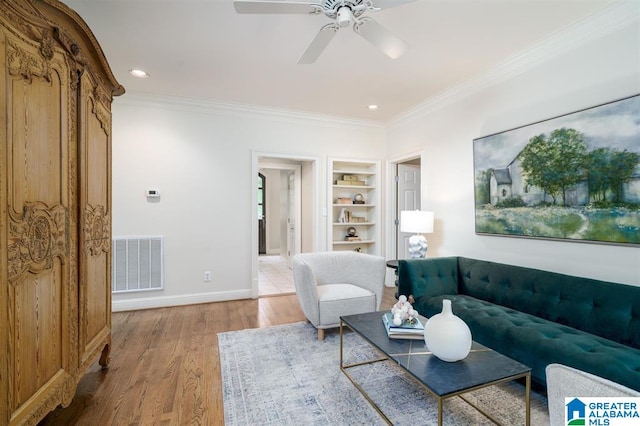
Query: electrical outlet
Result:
<box><xmin>203</xmin><ymin>271</ymin><xmax>211</xmax><ymax>282</ymax></box>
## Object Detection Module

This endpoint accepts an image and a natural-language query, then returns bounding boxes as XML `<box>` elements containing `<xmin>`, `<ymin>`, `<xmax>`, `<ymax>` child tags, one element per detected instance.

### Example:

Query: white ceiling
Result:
<box><xmin>62</xmin><ymin>0</ymin><xmax>615</xmax><ymax>123</ymax></box>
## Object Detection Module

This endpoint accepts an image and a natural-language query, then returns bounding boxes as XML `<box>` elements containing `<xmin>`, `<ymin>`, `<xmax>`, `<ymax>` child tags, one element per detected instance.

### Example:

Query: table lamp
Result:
<box><xmin>400</xmin><ymin>210</ymin><xmax>434</xmax><ymax>258</ymax></box>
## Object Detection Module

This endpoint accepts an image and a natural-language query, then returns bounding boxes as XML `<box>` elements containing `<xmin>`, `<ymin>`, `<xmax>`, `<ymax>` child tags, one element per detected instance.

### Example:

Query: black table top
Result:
<box><xmin>341</xmin><ymin>311</ymin><xmax>530</xmax><ymax>397</ymax></box>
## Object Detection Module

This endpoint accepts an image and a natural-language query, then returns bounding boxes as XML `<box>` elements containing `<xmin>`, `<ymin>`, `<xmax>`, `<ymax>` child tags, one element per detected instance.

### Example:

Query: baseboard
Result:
<box><xmin>112</xmin><ymin>289</ymin><xmax>252</xmax><ymax>312</ymax></box>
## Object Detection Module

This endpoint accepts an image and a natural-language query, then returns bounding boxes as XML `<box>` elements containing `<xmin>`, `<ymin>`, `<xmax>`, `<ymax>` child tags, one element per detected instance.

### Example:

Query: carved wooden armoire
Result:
<box><xmin>0</xmin><ymin>1</ymin><xmax>123</xmax><ymax>424</ymax></box>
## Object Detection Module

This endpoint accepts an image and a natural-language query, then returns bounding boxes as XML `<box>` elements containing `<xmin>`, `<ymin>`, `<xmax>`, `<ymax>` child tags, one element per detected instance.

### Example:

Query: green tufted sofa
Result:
<box><xmin>398</xmin><ymin>256</ymin><xmax>640</xmax><ymax>391</ymax></box>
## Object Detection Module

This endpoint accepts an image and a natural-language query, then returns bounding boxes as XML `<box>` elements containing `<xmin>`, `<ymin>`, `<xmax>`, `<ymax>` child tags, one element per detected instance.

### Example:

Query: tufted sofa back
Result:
<box><xmin>457</xmin><ymin>257</ymin><xmax>640</xmax><ymax>349</ymax></box>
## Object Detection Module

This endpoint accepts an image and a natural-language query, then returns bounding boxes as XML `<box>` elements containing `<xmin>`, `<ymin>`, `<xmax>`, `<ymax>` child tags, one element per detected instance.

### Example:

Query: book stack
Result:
<box><xmin>382</xmin><ymin>312</ymin><xmax>425</xmax><ymax>340</ymax></box>
<box><xmin>336</xmin><ymin>175</ymin><xmax>365</xmax><ymax>186</ymax></box>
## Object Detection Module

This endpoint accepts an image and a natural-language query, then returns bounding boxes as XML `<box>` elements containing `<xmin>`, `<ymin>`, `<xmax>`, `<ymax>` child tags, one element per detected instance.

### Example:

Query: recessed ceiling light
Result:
<box><xmin>129</xmin><ymin>69</ymin><xmax>149</xmax><ymax>79</ymax></box>
<box><xmin>368</xmin><ymin>104</ymin><xmax>379</xmax><ymax>110</ymax></box>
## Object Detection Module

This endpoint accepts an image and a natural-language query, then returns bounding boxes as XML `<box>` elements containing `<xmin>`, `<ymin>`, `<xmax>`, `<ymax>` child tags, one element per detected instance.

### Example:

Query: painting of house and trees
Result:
<box><xmin>473</xmin><ymin>94</ymin><xmax>640</xmax><ymax>245</ymax></box>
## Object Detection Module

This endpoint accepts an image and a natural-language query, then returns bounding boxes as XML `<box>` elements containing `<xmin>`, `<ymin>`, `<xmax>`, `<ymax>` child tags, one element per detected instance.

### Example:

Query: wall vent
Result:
<box><xmin>112</xmin><ymin>236</ymin><xmax>164</xmax><ymax>293</ymax></box>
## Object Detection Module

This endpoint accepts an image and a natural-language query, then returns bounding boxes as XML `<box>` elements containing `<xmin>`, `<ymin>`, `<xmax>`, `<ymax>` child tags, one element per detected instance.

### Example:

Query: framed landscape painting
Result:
<box><xmin>473</xmin><ymin>94</ymin><xmax>640</xmax><ymax>245</ymax></box>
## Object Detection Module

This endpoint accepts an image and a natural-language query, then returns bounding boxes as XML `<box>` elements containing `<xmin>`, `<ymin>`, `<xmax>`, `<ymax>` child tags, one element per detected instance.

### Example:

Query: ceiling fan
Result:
<box><xmin>233</xmin><ymin>0</ymin><xmax>416</xmax><ymax>64</ymax></box>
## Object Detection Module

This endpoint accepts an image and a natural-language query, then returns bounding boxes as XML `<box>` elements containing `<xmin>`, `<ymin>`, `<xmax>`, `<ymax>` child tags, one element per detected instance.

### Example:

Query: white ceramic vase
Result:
<box><xmin>424</xmin><ymin>299</ymin><xmax>472</xmax><ymax>362</ymax></box>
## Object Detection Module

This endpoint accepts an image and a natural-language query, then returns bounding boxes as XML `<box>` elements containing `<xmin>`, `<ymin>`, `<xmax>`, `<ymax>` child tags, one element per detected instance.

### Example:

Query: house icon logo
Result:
<box><xmin>566</xmin><ymin>398</ymin><xmax>586</xmax><ymax>425</ymax></box>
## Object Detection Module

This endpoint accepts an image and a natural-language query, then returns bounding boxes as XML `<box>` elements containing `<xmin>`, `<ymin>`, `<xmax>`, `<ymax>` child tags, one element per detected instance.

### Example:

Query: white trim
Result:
<box><xmin>112</xmin><ymin>290</ymin><xmax>251</xmax><ymax>312</ymax></box>
<box><xmin>115</xmin><ymin>92</ymin><xmax>384</xmax><ymax>131</ymax></box>
<box><xmin>388</xmin><ymin>0</ymin><xmax>640</xmax><ymax>128</ymax></box>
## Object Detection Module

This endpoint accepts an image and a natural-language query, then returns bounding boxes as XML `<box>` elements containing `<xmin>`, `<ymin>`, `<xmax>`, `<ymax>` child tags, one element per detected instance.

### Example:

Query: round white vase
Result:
<box><xmin>424</xmin><ymin>299</ymin><xmax>472</xmax><ymax>362</ymax></box>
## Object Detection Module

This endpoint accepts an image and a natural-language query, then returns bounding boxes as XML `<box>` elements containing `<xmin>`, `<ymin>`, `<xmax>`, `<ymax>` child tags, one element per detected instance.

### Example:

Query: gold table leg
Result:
<box><xmin>339</xmin><ymin>319</ymin><xmax>531</xmax><ymax>426</ymax></box>
<box><xmin>340</xmin><ymin>320</ymin><xmax>392</xmax><ymax>425</ymax></box>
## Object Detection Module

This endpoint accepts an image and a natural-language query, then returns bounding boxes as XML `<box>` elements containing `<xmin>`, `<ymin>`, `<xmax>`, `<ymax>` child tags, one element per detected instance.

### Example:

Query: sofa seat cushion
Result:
<box><xmin>418</xmin><ymin>295</ymin><xmax>640</xmax><ymax>391</ymax></box>
<box><xmin>317</xmin><ymin>284</ymin><xmax>376</xmax><ymax>327</ymax></box>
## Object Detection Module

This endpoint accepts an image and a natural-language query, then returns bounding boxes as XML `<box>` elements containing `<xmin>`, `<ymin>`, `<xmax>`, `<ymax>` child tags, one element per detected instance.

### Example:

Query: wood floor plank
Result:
<box><xmin>39</xmin><ymin>286</ymin><xmax>397</xmax><ymax>425</ymax></box>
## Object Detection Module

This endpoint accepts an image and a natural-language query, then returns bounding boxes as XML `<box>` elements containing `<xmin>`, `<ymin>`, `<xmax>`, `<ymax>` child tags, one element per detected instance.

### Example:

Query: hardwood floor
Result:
<box><xmin>39</xmin><ymin>286</ymin><xmax>397</xmax><ymax>425</ymax></box>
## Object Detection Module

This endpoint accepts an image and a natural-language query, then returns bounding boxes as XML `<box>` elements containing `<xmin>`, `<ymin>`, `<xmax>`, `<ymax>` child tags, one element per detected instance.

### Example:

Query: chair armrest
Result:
<box><xmin>292</xmin><ymin>256</ymin><xmax>320</xmax><ymax>325</ymax></box>
<box><xmin>546</xmin><ymin>364</ymin><xmax>640</xmax><ymax>426</ymax></box>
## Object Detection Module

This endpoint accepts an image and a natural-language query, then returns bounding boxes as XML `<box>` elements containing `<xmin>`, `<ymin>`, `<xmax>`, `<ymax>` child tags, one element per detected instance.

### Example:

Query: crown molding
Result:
<box><xmin>115</xmin><ymin>91</ymin><xmax>385</xmax><ymax>132</ymax></box>
<box><xmin>387</xmin><ymin>0</ymin><xmax>640</xmax><ymax>129</ymax></box>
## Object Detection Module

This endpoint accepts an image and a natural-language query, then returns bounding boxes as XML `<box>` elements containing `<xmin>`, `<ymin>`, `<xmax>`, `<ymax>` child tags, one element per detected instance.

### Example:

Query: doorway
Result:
<box><xmin>253</xmin><ymin>153</ymin><xmax>322</xmax><ymax>298</ymax></box>
<box><xmin>388</xmin><ymin>156</ymin><xmax>422</xmax><ymax>261</ymax></box>
<box><xmin>257</xmin><ymin>165</ymin><xmax>299</xmax><ymax>296</ymax></box>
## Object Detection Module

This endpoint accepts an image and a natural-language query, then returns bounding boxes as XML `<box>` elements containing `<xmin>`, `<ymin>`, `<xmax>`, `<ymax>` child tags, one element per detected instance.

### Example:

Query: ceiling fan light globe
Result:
<box><xmin>337</xmin><ymin>7</ymin><xmax>353</xmax><ymax>27</ymax></box>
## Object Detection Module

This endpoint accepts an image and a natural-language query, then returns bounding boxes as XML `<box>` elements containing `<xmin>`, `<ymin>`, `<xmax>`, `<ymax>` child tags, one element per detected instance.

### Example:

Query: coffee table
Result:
<box><xmin>340</xmin><ymin>311</ymin><xmax>531</xmax><ymax>425</ymax></box>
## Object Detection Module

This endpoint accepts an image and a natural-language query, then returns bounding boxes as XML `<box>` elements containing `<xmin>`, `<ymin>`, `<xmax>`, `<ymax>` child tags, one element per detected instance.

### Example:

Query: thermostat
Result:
<box><xmin>146</xmin><ymin>188</ymin><xmax>160</xmax><ymax>198</ymax></box>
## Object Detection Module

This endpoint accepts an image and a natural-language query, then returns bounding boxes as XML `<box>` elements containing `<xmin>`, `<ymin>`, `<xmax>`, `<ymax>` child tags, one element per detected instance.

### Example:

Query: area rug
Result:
<box><xmin>218</xmin><ymin>322</ymin><xmax>549</xmax><ymax>425</ymax></box>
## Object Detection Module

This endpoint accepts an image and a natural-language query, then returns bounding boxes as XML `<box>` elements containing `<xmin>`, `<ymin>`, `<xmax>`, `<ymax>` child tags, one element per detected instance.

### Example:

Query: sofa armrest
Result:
<box><xmin>398</xmin><ymin>257</ymin><xmax>460</xmax><ymax>304</ymax></box>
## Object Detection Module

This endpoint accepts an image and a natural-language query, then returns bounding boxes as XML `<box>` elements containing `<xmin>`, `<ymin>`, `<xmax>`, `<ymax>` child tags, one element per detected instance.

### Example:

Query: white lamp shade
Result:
<box><xmin>400</xmin><ymin>210</ymin><xmax>434</xmax><ymax>234</ymax></box>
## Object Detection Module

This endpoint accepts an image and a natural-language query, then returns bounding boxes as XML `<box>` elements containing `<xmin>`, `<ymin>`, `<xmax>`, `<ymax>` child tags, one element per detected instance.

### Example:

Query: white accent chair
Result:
<box><xmin>292</xmin><ymin>251</ymin><xmax>386</xmax><ymax>341</ymax></box>
<box><xmin>546</xmin><ymin>364</ymin><xmax>640</xmax><ymax>426</ymax></box>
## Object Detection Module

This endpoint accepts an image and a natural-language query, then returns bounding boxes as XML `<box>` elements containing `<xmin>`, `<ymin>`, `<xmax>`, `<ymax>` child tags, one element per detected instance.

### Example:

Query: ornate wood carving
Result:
<box><xmin>91</xmin><ymin>93</ymin><xmax>112</xmax><ymax>136</ymax></box>
<box><xmin>84</xmin><ymin>204</ymin><xmax>110</xmax><ymax>255</ymax></box>
<box><xmin>8</xmin><ymin>202</ymin><xmax>67</xmax><ymax>280</ymax></box>
<box><xmin>52</xmin><ymin>26</ymin><xmax>86</xmax><ymax>65</ymax></box>
<box><xmin>38</xmin><ymin>29</ymin><xmax>54</xmax><ymax>60</ymax></box>
<box><xmin>17</xmin><ymin>373</ymin><xmax>76</xmax><ymax>426</ymax></box>
<box><xmin>7</xmin><ymin>39</ymin><xmax>52</xmax><ymax>82</ymax></box>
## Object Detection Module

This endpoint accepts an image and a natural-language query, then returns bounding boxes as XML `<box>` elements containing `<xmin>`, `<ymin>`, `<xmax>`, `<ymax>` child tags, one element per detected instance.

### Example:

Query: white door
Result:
<box><xmin>397</xmin><ymin>163</ymin><xmax>421</xmax><ymax>259</ymax></box>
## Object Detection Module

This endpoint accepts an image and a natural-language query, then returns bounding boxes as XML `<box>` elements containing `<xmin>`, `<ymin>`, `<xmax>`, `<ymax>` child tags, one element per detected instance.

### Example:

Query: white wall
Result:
<box><xmin>112</xmin><ymin>2</ymin><xmax>639</xmax><ymax>311</ymax></box>
<box><xmin>387</xmin><ymin>3</ymin><xmax>640</xmax><ymax>286</ymax></box>
<box><xmin>111</xmin><ymin>97</ymin><xmax>385</xmax><ymax>310</ymax></box>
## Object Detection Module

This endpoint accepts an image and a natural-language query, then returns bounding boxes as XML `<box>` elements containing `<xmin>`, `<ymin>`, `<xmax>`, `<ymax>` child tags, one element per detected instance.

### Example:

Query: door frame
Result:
<box><xmin>251</xmin><ymin>151</ymin><xmax>321</xmax><ymax>298</ymax></box>
<box><xmin>385</xmin><ymin>151</ymin><xmax>424</xmax><ymax>263</ymax></box>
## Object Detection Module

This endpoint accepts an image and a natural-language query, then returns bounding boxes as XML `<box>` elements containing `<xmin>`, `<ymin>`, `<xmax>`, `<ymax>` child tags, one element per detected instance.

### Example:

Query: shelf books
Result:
<box><xmin>382</xmin><ymin>312</ymin><xmax>425</xmax><ymax>340</ymax></box>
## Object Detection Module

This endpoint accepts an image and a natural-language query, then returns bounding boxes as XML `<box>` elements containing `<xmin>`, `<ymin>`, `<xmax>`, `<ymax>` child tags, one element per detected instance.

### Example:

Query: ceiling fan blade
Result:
<box><xmin>371</xmin><ymin>0</ymin><xmax>416</xmax><ymax>9</ymax></box>
<box><xmin>234</xmin><ymin>0</ymin><xmax>318</xmax><ymax>14</ymax></box>
<box><xmin>298</xmin><ymin>24</ymin><xmax>338</xmax><ymax>64</ymax></box>
<box><xmin>355</xmin><ymin>18</ymin><xmax>408</xmax><ymax>59</ymax></box>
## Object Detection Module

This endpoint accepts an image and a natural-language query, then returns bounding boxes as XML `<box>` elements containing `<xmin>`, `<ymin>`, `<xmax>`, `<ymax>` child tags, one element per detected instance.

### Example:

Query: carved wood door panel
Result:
<box><xmin>1</xmin><ymin>27</ymin><xmax>76</xmax><ymax>424</ymax></box>
<box><xmin>1</xmin><ymin>1</ymin><xmax>122</xmax><ymax>423</ymax></box>
<box><xmin>78</xmin><ymin>70</ymin><xmax>112</xmax><ymax>369</ymax></box>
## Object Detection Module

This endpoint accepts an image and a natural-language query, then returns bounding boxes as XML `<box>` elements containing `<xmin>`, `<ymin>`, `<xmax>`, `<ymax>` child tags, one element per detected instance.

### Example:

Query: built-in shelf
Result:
<box><xmin>328</xmin><ymin>158</ymin><xmax>380</xmax><ymax>255</ymax></box>
<box><xmin>333</xmin><ymin>185</ymin><xmax>375</xmax><ymax>189</ymax></box>
<box><xmin>333</xmin><ymin>240</ymin><xmax>375</xmax><ymax>245</ymax></box>
<box><xmin>332</xmin><ymin>222</ymin><xmax>375</xmax><ymax>226</ymax></box>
